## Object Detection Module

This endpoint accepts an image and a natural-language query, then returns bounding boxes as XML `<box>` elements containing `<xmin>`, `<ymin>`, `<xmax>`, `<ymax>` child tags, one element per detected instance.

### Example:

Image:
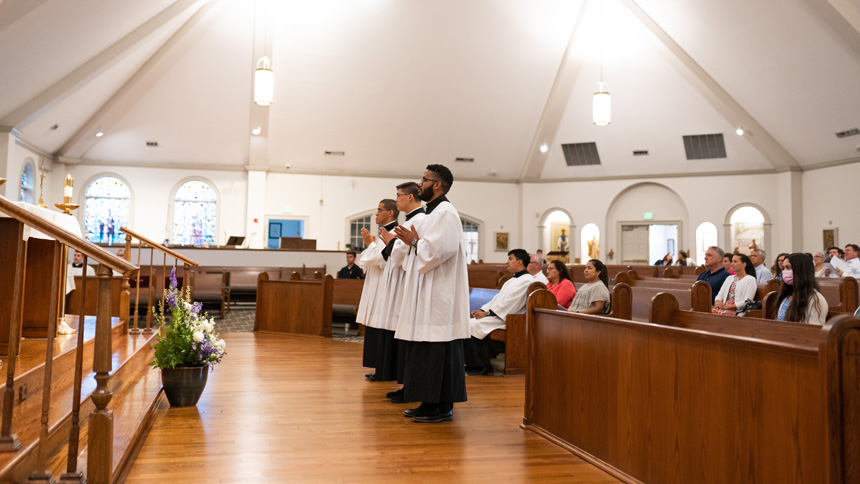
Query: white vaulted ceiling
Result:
<box><xmin>0</xmin><ymin>0</ymin><xmax>858</xmax><ymax>181</ymax></box>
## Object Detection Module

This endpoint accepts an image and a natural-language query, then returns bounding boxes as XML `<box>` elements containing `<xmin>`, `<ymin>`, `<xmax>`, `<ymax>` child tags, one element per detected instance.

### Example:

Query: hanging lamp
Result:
<box><xmin>254</xmin><ymin>55</ymin><xmax>274</xmax><ymax>106</ymax></box>
<box><xmin>592</xmin><ymin>0</ymin><xmax>610</xmax><ymax>126</ymax></box>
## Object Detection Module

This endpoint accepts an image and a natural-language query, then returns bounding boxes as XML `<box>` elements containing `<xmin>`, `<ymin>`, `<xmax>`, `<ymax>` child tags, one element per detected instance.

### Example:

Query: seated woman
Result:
<box><xmin>713</xmin><ymin>253</ymin><xmax>758</xmax><ymax>316</ymax></box>
<box><xmin>775</xmin><ymin>253</ymin><xmax>828</xmax><ymax>325</ymax></box>
<box><xmin>568</xmin><ymin>259</ymin><xmax>610</xmax><ymax>314</ymax></box>
<box><xmin>654</xmin><ymin>253</ymin><xmax>673</xmax><ymax>266</ymax></box>
<box><xmin>813</xmin><ymin>252</ymin><xmax>835</xmax><ymax>277</ymax></box>
<box><xmin>546</xmin><ymin>260</ymin><xmax>576</xmax><ymax>309</ymax></box>
<box><xmin>772</xmin><ymin>252</ymin><xmax>789</xmax><ymax>281</ymax></box>
<box><xmin>722</xmin><ymin>253</ymin><xmax>735</xmax><ymax>275</ymax></box>
<box><xmin>675</xmin><ymin>250</ymin><xmax>689</xmax><ymax>266</ymax></box>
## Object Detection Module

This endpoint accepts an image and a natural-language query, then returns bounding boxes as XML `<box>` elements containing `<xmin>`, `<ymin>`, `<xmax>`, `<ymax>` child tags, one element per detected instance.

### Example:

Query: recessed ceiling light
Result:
<box><xmin>95</xmin><ymin>131</ymin><xmax>104</xmax><ymax>137</ymax></box>
<box><xmin>539</xmin><ymin>144</ymin><xmax>548</xmax><ymax>153</ymax></box>
<box><xmin>251</xmin><ymin>126</ymin><xmax>261</xmax><ymax>135</ymax></box>
<box><xmin>735</xmin><ymin>127</ymin><xmax>744</xmax><ymax>136</ymax></box>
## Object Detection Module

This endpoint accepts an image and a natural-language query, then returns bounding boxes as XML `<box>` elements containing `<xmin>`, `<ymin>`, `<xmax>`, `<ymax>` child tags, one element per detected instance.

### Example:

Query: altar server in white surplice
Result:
<box><xmin>393</xmin><ymin>164</ymin><xmax>469</xmax><ymax>424</ymax></box>
<box><xmin>463</xmin><ymin>249</ymin><xmax>532</xmax><ymax>375</ymax></box>
<box><xmin>356</xmin><ymin>199</ymin><xmax>398</xmax><ymax>379</ymax></box>
<box><xmin>371</xmin><ymin>182</ymin><xmax>425</xmax><ymax>401</ymax></box>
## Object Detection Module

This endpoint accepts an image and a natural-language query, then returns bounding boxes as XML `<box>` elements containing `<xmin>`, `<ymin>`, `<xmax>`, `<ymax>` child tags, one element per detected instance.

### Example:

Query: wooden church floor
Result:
<box><xmin>125</xmin><ymin>332</ymin><xmax>619</xmax><ymax>483</ymax></box>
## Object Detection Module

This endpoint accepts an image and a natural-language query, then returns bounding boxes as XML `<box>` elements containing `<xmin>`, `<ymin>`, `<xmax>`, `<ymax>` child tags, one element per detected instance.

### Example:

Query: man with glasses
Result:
<box><xmin>833</xmin><ymin>244</ymin><xmax>860</xmax><ymax>278</ymax></box>
<box><xmin>696</xmin><ymin>246</ymin><xmax>730</xmax><ymax>304</ymax></box>
<box><xmin>393</xmin><ymin>165</ymin><xmax>469</xmax><ymax>423</ymax></box>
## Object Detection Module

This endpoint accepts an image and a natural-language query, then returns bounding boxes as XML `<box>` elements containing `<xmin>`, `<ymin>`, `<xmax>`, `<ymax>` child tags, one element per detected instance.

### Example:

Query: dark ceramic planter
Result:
<box><xmin>161</xmin><ymin>365</ymin><xmax>209</xmax><ymax>407</ymax></box>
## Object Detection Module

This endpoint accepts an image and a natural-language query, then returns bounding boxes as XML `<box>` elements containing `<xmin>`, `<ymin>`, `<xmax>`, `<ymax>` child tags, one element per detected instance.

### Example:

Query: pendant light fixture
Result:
<box><xmin>592</xmin><ymin>0</ymin><xmax>610</xmax><ymax>126</ymax></box>
<box><xmin>254</xmin><ymin>1</ymin><xmax>273</xmax><ymax>106</ymax></box>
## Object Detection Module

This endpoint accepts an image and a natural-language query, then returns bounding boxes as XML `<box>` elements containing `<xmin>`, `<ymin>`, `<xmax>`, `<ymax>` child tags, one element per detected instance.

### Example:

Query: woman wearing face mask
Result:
<box><xmin>775</xmin><ymin>253</ymin><xmax>828</xmax><ymax>325</ymax></box>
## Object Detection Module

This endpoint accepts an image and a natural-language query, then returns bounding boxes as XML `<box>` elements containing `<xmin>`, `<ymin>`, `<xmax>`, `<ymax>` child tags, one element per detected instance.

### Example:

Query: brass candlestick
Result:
<box><xmin>37</xmin><ymin>164</ymin><xmax>48</xmax><ymax>208</ymax></box>
<box><xmin>55</xmin><ymin>174</ymin><xmax>79</xmax><ymax>215</ymax></box>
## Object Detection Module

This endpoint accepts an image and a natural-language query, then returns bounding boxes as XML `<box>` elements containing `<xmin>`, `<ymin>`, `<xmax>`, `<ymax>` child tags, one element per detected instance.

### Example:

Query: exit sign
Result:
<box><xmin>644</xmin><ymin>212</ymin><xmax>653</xmax><ymax>220</ymax></box>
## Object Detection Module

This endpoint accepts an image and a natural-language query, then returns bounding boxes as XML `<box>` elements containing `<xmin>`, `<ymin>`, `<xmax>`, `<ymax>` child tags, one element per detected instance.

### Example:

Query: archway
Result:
<box><xmin>580</xmin><ymin>223</ymin><xmax>600</xmax><ymax>263</ymax></box>
<box><xmin>725</xmin><ymin>204</ymin><xmax>769</xmax><ymax>256</ymax></box>
<box><xmin>538</xmin><ymin>208</ymin><xmax>572</xmax><ymax>262</ymax></box>
<box><xmin>605</xmin><ymin>182</ymin><xmax>688</xmax><ymax>264</ymax></box>
<box><xmin>695</xmin><ymin>222</ymin><xmax>718</xmax><ymax>265</ymax></box>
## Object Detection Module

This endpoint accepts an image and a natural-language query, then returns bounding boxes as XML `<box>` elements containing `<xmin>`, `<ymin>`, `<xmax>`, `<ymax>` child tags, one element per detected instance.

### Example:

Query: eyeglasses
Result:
<box><xmin>395</xmin><ymin>193</ymin><xmax>407</xmax><ymax>198</ymax></box>
<box><xmin>420</xmin><ymin>177</ymin><xmax>440</xmax><ymax>184</ymax></box>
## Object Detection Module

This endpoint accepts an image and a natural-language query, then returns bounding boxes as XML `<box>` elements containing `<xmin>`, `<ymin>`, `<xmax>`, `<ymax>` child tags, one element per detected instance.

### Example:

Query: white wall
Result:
<box><xmin>802</xmin><ymin>163</ymin><xmax>860</xmax><ymax>251</ymax></box>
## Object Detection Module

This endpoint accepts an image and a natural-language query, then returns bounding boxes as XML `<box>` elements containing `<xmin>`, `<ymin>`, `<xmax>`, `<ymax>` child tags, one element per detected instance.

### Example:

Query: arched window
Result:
<box><xmin>348</xmin><ymin>215</ymin><xmax>372</xmax><ymax>251</ymax></box>
<box><xmin>19</xmin><ymin>161</ymin><xmax>35</xmax><ymax>203</ymax></box>
<box><xmin>695</xmin><ymin>222</ymin><xmax>718</xmax><ymax>265</ymax></box>
<box><xmin>173</xmin><ymin>180</ymin><xmax>217</xmax><ymax>246</ymax></box>
<box><xmin>542</xmin><ymin>210</ymin><xmax>571</xmax><ymax>262</ymax></box>
<box><xmin>580</xmin><ymin>223</ymin><xmax>599</xmax><ymax>263</ymax></box>
<box><xmin>461</xmin><ymin>218</ymin><xmax>480</xmax><ymax>263</ymax></box>
<box><xmin>84</xmin><ymin>176</ymin><xmax>130</xmax><ymax>244</ymax></box>
<box><xmin>730</xmin><ymin>206</ymin><xmax>764</xmax><ymax>255</ymax></box>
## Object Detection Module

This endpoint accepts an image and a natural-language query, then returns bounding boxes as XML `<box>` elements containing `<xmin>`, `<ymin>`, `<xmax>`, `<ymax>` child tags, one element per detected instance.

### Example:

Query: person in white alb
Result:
<box><xmin>393</xmin><ymin>164</ymin><xmax>470</xmax><ymax>424</ymax></box>
<box><xmin>464</xmin><ymin>249</ymin><xmax>533</xmax><ymax>376</ymax></box>
<box><xmin>356</xmin><ymin>199</ymin><xmax>399</xmax><ymax>381</ymax></box>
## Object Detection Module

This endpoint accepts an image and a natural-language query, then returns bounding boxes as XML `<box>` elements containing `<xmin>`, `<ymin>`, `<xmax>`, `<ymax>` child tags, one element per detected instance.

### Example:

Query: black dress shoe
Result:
<box><xmin>466</xmin><ymin>366</ymin><xmax>493</xmax><ymax>376</ymax></box>
<box><xmin>365</xmin><ymin>372</ymin><xmax>375</xmax><ymax>379</ymax></box>
<box><xmin>413</xmin><ymin>409</ymin><xmax>453</xmax><ymax>423</ymax></box>
<box><xmin>386</xmin><ymin>388</ymin><xmax>404</xmax><ymax>399</ymax></box>
<box><xmin>403</xmin><ymin>403</ymin><xmax>434</xmax><ymax>418</ymax></box>
<box><xmin>390</xmin><ymin>393</ymin><xmax>408</xmax><ymax>404</ymax></box>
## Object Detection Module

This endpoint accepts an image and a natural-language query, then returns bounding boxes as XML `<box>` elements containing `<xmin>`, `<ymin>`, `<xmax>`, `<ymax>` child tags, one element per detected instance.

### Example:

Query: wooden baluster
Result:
<box><xmin>145</xmin><ymin>247</ymin><xmax>154</xmax><ymax>333</ymax></box>
<box><xmin>86</xmin><ymin>265</ymin><xmax>114</xmax><ymax>484</ymax></box>
<box><xmin>27</xmin><ymin>240</ymin><xmax>62</xmax><ymax>482</ymax></box>
<box><xmin>0</xmin><ymin>225</ymin><xmax>26</xmax><ymax>452</ymax></box>
<box><xmin>131</xmin><ymin>241</ymin><xmax>142</xmax><ymax>334</ymax></box>
<box><xmin>119</xmin><ymin>234</ymin><xmax>132</xmax><ymax>331</ymax></box>
<box><xmin>59</xmin><ymin>254</ymin><xmax>88</xmax><ymax>484</ymax></box>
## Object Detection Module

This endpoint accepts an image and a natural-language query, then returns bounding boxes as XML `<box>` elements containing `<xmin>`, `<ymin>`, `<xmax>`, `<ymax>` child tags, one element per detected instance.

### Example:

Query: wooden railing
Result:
<box><xmin>119</xmin><ymin>227</ymin><xmax>199</xmax><ymax>334</ymax></box>
<box><xmin>0</xmin><ymin>195</ymin><xmax>137</xmax><ymax>483</ymax></box>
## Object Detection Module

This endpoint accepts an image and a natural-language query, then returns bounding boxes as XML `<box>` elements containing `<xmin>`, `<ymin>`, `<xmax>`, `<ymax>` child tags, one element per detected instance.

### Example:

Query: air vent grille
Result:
<box><xmin>836</xmin><ymin>128</ymin><xmax>859</xmax><ymax>138</ymax></box>
<box><xmin>145</xmin><ymin>141</ymin><xmax>158</xmax><ymax>147</ymax></box>
<box><xmin>633</xmin><ymin>150</ymin><xmax>649</xmax><ymax>156</ymax></box>
<box><xmin>561</xmin><ymin>142</ymin><xmax>601</xmax><ymax>166</ymax></box>
<box><xmin>683</xmin><ymin>133</ymin><xmax>726</xmax><ymax>160</ymax></box>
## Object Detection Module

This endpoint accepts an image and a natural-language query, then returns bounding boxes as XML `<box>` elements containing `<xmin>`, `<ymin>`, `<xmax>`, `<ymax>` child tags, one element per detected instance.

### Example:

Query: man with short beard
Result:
<box><xmin>393</xmin><ymin>164</ymin><xmax>469</xmax><ymax>423</ymax></box>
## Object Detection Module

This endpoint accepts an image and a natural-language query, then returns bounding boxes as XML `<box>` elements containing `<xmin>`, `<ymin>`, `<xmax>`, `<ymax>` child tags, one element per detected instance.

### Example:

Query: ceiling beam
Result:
<box><xmin>518</xmin><ymin>0</ymin><xmax>590</xmax><ymax>181</ymax></box>
<box><xmin>59</xmin><ymin>0</ymin><xmax>220</xmax><ymax>159</ymax></box>
<box><xmin>0</xmin><ymin>0</ymin><xmax>205</xmax><ymax>128</ymax></box>
<box><xmin>619</xmin><ymin>0</ymin><xmax>800</xmax><ymax>171</ymax></box>
<box><xmin>0</xmin><ymin>0</ymin><xmax>51</xmax><ymax>32</ymax></box>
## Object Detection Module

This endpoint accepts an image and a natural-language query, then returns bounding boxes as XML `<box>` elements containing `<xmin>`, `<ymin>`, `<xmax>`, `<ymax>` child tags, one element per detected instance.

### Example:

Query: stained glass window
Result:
<box><xmin>84</xmin><ymin>176</ymin><xmax>130</xmax><ymax>244</ymax></box>
<box><xmin>461</xmin><ymin>218</ymin><xmax>479</xmax><ymax>263</ymax></box>
<box><xmin>349</xmin><ymin>215</ymin><xmax>371</xmax><ymax>251</ymax></box>
<box><xmin>19</xmin><ymin>162</ymin><xmax>35</xmax><ymax>203</ymax></box>
<box><xmin>173</xmin><ymin>181</ymin><xmax>217</xmax><ymax>246</ymax></box>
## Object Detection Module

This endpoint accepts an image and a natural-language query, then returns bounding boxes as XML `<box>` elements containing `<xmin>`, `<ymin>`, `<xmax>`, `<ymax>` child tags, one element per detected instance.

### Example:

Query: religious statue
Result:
<box><xmin>587</xmin><ymin>235</ymin><xmax>599</xmax><ymax>259</ymax></box>
<box><xmin>557</xmin><ymin>229</ymin><xmax>569</xmax><ymax>253</ymax></box>
<box><xmin>749</xmin><ymin>239</ymin><xmax>758</xmax><ymax>251</ymax></box>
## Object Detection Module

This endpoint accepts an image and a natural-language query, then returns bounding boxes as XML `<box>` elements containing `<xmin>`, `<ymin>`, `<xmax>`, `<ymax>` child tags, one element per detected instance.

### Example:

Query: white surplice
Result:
<box><xmin>395</xmin><ymin>201</ymin><xmax>470</xmax><ymax>342</ymax></box>
<box><xmin>355</xmin><ymin>240</ymin><xmax>386</xmax><ymax>326</ymax></box>
<box><xmin>371</xmin><ymin>214</ymin><xmax>425</xmax><ymax>332</ymax></box>
<box><xmin>469</xmin><ymin>272</ymin><xmax>534</xmax><ymax>339</ymax></box>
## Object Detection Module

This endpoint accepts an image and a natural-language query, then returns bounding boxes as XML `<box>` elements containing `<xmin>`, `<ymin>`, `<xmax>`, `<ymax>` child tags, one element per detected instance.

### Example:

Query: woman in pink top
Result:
<box><xmin>546</xmin><ymin>260</ymin><xmax>576</xmax><ymax>309</ymax></box>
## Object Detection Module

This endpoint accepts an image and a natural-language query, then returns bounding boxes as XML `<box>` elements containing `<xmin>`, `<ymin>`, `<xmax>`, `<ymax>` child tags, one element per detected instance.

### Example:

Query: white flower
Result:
<box><xmin>192</xmin><ymin>331</ymin><xmax>204</xmax><ymax>343</ymax></box>
<box><xmin>184</xmin><ymin>301</ymin><xmax>193</xmax><ymax>311</ymax></box>
<box><xmin>203</xmin><ymin>321</ymin><xmax>213</xmax><ymax>332</ymax></box>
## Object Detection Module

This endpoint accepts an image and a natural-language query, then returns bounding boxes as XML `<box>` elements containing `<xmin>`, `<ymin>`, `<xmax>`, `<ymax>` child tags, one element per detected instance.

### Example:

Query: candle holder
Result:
<box><xmin>55</xmin><ymin>174</ymin><xmax>79</xmax><ymax>215</ymax></box>
<box><xmin>0</xmin><ymin>177</ymin><xmax>6</xmax><ymax>187</ymax></box>
<box><xmin>37</xmin><ymin>164</ymin><xmax>48</xmax><ymax>208</ymax></box>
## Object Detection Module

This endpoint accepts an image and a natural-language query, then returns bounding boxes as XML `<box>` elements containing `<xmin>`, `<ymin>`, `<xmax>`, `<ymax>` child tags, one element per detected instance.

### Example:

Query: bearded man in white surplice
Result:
<box><xmin>464</xmin><ymin>249</ymin><xmax>532</xmax><ymax>375</ymax></box>
<box><xmin>393</xmin><ymin>164</ymin><xmax>470</xmax><ymax>424</ymax></box>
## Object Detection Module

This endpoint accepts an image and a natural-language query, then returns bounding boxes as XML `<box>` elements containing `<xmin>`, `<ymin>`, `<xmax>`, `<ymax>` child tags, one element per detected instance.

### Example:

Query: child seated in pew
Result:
<box><xmin>568</xmin><ymin>259</ymin><xmax>610</xmax><ymax>314</ymax></box>
<box><xmin>713</xmin><ymin>254</ymin><xmax>757</xmax><ymax>316</ymax></box>
<box><xmin>775</xmin><ymin>253</ymin><xmax>828</xmax><ymax>325</ymax></box>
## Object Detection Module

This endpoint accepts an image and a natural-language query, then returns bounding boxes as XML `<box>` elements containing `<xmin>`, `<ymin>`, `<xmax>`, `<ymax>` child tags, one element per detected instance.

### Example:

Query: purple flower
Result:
<box><xmin>169</xmin><ymin>267</ymin><xmax>178</xmax><ymax>290</ymax></box>
<box><xmin>166</xmin><ymin>290</ymin><xmax>176</xmax><ymax>308</ymax></box>
<box><xmin>191</xmin><ymin>302</ymin><xmax>202</xmax><ymax>315</ymax></box>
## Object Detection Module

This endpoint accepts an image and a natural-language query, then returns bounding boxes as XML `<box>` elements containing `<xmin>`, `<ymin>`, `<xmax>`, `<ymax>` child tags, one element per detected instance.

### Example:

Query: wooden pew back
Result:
<box><xmin>254</xmin><ymin>273</ymin><xmax>333</xmax><ymax>337</ymax></box>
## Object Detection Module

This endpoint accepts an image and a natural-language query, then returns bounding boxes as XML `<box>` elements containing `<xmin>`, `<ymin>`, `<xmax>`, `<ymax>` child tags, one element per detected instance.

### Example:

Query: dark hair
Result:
<box><xmin>588</xmin><ymin>259</ymin><xmax>609</xmax><ymax>288</ymax></box>
<box><xmin>346</xmin><ymin>251</ymin><xmax>356</xmax><ymax>257</ymax></box>
<box><xmin>508</xmin><ymin>249</ymin><xmax>530</xmax><ymax>268</ymax></box>
<box><xmin>396</xmin><ymin>181</ymin><xmax>420</xmax><ymax>199</ymax></box>
<box><xmin>548</xmin><ymin>260</ymin><xmax>571</xmax><ymax>282</ymax></box>
<box><xmin>847</xmin><ymin>244</ymin><xmax>860</xmax><ymax>253</ymax></box>
<box><xmin>733</xmin><ymin>253</ymin><xmax>755</xmax><ymax>278</ymax></box>
<box><xmin>771</xmin><ymin>252</ymin><xmax>789</xmax><ymax>276</ymax></box>
<box><xmin>678</xmin><ymin>250</ymin><xmax>688</xmax><ymax>260</ymax></box>
<box><xmin>828</xmin><ymin>246</ymin><xmax>845</xmax><ymax>258</ymax></box>
<box><xmin>380</xmin><ymin>199</ymin><xmax>399</xmax><ymax>219</ymax></box>
<box><xmin>776</xmin><ymin>253</ymin><xmax>821</xmax><ymax>323</ymax></box>
<box><xmin>426</xmin><ymin>164</ymin><xmax>454</xmax><ymax>193</ymax></box>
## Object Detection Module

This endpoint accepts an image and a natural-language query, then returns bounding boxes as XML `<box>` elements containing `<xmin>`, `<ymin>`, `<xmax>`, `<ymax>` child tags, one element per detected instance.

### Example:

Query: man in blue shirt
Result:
<box><xmin>696</xmin><ymin>246</ymin><xmax>730</xmax><ymax>304</ymax></box>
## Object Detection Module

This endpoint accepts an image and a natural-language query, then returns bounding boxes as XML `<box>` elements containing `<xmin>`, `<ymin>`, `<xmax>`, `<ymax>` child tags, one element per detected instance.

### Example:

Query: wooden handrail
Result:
<box><xmin>0</xmin><ymin>196</ymin><xmax>137</xmax><ymax>276</ymax></box>
<box><xmin>119</xmin><ymin>227</ymin><xmax>198</xmax><ymax>266</ymax></box>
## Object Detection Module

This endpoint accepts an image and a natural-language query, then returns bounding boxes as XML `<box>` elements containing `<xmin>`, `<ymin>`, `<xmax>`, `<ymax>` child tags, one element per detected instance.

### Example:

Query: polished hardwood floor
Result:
<box><xmin>125</xmin><ymin>333</ymin><xmax>619</xmax><ymax>483</ymax></box>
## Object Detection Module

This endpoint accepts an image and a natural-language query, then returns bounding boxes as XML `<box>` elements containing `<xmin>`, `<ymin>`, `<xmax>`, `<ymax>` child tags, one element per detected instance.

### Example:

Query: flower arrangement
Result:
<box><xmin>150</xmin><ymin>268</ymin><xmax>226</xmax><ymax>370</ymax></box>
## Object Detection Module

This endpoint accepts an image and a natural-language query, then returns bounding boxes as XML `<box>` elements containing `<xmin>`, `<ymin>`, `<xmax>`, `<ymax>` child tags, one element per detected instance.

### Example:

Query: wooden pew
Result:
<box><xmin>607</xmin><ymin>279</ymin><xmax>711</xmax><ymax>322</ymax></box>
<box><xmin>523</xmin><ymin>288</ymin><xmax>860</xmax><ymax>484</ymax></box>
<box><xmin>332</xmin><ymin>278</ymin><xmax>363</xmax><ymax>318</ymax></box>
<box><xmin>65</xmin><ymin>276</ymin><xmax>123</xmax><ymax>320</ymax></box>
<box><xmin>254</xmin><ymin>272</ymin><xmax>333</xmax><ymax>337</ymax></box>
<box><xmin>467</xmin><ymin>263</ymin><xmax>507</xmax><ymax>289</ymax></box>
<box><xmin>817</xmin><ymin>277</ymin><xmax>859</xmax><ymax>314</ymax></box>
<box><xmin>487</xmin><ymin>281</ymin><xmax>547</xmax><ymax>375</ymax></box>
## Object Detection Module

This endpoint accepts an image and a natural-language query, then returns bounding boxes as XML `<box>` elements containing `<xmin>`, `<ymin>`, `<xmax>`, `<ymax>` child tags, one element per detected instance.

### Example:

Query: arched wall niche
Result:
<box><xmin>723</xmin><ymin>202</ymin><xmax>772</xmax><ymax>259</ymax></box>
<box><xmin>537</xmin><ymin>207</ymin><xmax>573</xmax><ymax>259</ymax></box>
<box><xmin>605</xmin><ymin>182</ymin><xmax>689</xmax><ymax>264</ymax></box>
